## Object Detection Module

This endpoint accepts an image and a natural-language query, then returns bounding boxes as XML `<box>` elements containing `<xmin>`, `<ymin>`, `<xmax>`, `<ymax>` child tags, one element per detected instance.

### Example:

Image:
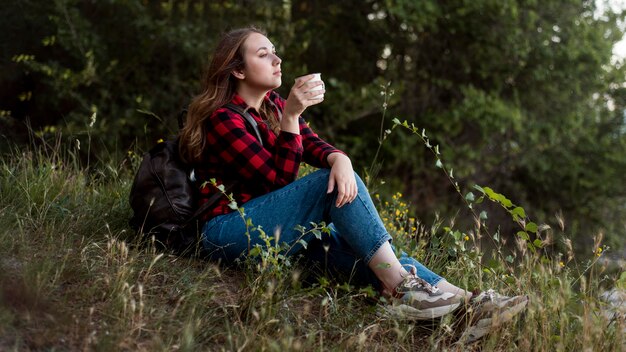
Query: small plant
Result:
<box><xmin>0</xmin><ymin>109</ymin><xmax>623</xmax><ymax>350</ymax></box>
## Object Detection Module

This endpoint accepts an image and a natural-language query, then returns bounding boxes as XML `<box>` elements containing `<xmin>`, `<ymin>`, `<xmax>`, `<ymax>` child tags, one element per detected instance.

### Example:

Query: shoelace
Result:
<box><xmin>403</xmin><ymin>265</ymin><xmax>440</xmax><ymax>294</ymax></box>
<box><xmin>482</xmin><ymin>289</ymin><xmax>497</xmax><ymax>302</ymax></box>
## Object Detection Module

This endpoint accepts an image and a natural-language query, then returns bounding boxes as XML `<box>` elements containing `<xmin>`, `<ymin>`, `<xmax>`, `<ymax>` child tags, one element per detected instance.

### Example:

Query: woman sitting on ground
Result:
<box><xmin>178</xmin><ymin>27</ymin><xmax>528</xmax><ymax>342</ymax></box>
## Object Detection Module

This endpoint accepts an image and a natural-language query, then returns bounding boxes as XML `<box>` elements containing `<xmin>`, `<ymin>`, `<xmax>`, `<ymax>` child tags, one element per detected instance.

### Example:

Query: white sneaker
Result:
<box><xmin>457</xmin><ymin>289</ymin><xmax>529</xmax><ymax>343</ymax></box>
<box><xmin>380</xmin><ymin>266</ymin><xmax>462</xmax><ymax>320</ymax></box>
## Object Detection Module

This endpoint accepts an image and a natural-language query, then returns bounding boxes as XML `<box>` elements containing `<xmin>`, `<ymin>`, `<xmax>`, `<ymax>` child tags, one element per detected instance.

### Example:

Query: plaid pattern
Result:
<box><xmin>194</xmin><ymin>91</ymin><xmax>345</xmax><ymax>220</ymax></box>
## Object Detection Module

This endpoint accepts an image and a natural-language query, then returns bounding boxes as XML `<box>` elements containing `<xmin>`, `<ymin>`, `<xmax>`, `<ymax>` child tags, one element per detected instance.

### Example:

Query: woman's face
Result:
<box><xmin>238</xmin><ymin>32</ymin><xmax>282</xmax><ymax>92</ymax></box>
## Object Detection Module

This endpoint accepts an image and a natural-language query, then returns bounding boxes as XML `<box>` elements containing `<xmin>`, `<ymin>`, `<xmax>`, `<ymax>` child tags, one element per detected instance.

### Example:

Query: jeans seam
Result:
<box><xmin>349</xmin><ymin>185</ymin><xmax>392</xmax><ymax>263</ymax></box>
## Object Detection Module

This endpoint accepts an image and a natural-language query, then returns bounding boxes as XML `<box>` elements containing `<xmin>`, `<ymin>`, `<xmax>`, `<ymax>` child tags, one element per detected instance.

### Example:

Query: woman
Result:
<box><xmin>179</xmin><ymin>27</ymin><xmax>527</xmax><ymax>341</ymax></box>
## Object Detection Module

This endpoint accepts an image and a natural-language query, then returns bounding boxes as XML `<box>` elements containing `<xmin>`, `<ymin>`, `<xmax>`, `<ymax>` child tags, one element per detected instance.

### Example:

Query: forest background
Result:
<box><xmin>2</xmin><ymin>0</ymin><xmax>626</xmax><ymax>255</ymax></box>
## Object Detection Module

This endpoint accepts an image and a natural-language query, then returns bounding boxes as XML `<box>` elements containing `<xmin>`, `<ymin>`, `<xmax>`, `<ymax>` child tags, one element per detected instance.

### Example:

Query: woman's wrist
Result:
<box><xmin>327</xmin><ymin>152</ymin><xmax>349</xmax><ymax>167</ymax></box>
<box><xmin>280</xmin><ymin>114</ymin><xmax>300</xmax><ymax>134</ymax></box>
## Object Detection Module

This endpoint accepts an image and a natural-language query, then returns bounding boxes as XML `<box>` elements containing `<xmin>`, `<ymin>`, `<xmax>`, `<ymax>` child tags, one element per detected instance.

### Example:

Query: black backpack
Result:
<box><xmin>128</xmin><ymin>103</ymin><xmax>263</xmax><ymax>255</ymax></box>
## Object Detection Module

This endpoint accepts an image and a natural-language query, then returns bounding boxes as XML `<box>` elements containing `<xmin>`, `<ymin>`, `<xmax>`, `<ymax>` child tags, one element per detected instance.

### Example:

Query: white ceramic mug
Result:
<box><xmin>301</xmin><ymin>73</ymin><xmax>324</xmax><ymax>100</ymax></box>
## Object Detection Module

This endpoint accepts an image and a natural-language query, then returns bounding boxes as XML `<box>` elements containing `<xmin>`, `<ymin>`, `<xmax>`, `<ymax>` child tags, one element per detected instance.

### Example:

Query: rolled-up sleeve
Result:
<box><xmin>269</xmin><ymin>93</ymin><xmax>346</xmax><ymax>169</ymax></box>
<box><xmin>299</xmin><ymin>117</ymin><xmax>346</xmax><ymax>168</ymax></box>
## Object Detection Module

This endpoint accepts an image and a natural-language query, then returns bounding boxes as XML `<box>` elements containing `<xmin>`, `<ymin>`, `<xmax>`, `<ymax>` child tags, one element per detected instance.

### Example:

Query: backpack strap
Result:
<box><xmin>224</xmin><ymin>103</ymin><xmax>264</xmax><ymax>146</ymax></box>
<box><xmin>183</xmin><ymin>102</ymin><xmax>264</xmax><ymax>225</ymax></box>
<box><xmin>177</xmin><ymin>103</ymin><xmax>263</xmax><ymax>145</ymax></box>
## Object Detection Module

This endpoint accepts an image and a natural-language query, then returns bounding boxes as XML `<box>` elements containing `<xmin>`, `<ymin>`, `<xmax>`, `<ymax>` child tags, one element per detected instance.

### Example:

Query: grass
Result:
<box><xmin>0</xmin><ymin>139</ymin><xmax>624</xmax><ymax>351</ymax></box>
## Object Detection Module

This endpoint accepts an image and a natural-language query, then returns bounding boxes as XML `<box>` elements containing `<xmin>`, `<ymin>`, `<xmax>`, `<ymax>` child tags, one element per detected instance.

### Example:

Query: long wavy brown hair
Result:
<box><xmin>179</xmin><ymin>27</ymin><xmax>265</xmax><ymax>164</ymax></box>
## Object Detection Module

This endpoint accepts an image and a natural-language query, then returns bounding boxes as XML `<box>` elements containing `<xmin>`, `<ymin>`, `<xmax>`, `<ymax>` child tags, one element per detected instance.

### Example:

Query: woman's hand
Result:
<box><xmin>327</xmin><ymin>153</ymin><xmax>357</xmax><ymax>208</ymax></box>
<box><xmin>283</xmin><ymin>74</ymin><xmax>325</xmax><ymax>121</ymax></box>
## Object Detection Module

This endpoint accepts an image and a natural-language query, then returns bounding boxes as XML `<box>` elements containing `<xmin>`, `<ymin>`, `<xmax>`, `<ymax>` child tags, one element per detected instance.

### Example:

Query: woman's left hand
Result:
<box><xmin>327</xmin><ymin>153</ymin><xmax>357</xmax><ymax>208</ymax></box>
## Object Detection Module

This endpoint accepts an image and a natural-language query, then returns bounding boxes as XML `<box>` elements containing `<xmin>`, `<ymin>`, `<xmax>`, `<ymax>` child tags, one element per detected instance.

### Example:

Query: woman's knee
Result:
<box><xmin>354</xmin><ymin>171</ymin><xmax>369</xmax><ymax>193</ymax></box>
<box><xmin>300</xmin><ymin>169</ymin><xmax>368</xmax><ymax>196</ymax></box>
<box><xmin>300</xmin><ymin>168</ymin><xmax>331</xmax><ymax>188</ymax></box>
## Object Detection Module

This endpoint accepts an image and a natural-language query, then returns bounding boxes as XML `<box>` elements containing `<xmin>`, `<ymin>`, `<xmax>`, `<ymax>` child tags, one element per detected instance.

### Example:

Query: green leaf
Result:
<box><xmin>525</xmin><ymin>222</ymin><xmax>538</xmax><ymax>233</ymax></box>
<box><xmin>298</xmin><ymin>239</ymin><xmax>308</xmax><ymax>250</ymax></box>
<box><xmin>486</xmin><ymin>259</ymin><xmax>500</xmax><ymax>270</ymax></box>
<box><xmin>392</xmin><ymin>118</ymin><xmax>401</xmax><ymax>125</ymax></box>
<box><xmin>479</xmin><ymin>211</ymin><xmax>488</xmax><ymax>220</ymax></box>
<box><xmin>227</xmin><ymin>201</ymin><xmax>238</xmax><ymax>210</ymax></box>
<box><xmin>249</xmin><ymin>246</ymin><xmax>262</xmax><ymax>257</ymax></box>
<box><xmin>511</xmin><ymin>207</ymin><xmax>526</xmax><ymax>219</ymax></box>
<box><xmin>436</xmin><ymin>159</ymin><xmax>443</xmax><ymax>168</ymax></box>
<box><xmin>516</xmin><ymin>231</ymin><xmax>530</xmax><ymax>241</ymax></box>
<box><xmin>501</xmin><ymin>197</ymin><xmax>513</xmax><ymax>208</ymax></box>
<box><xmin>465</xmin><ymin>192</ymin><xmax>475</xmax><ymax>202</ymax></box>
<box><xmin>616</xmin><ymin>271</ymin><xmax>626</xmax><ymax>289</ymax></box>
<box><xmin>376</xmin><ymin>262</ymin><xmax>392</xmax><ymax>269</ymax></box>
<box><xmin>217</xmin><ymin>184</ymin><xmax>225</xmax><ymax>192</ymax></box>
<box><xmin>533</xmin><ymin>239</ymin><xmax>543</xmax><ymax>248</ymax></box>
<box><xmin>311</xmin><ymin>229</ymin><xmax>322</xmax><ymax>240</ymax></box>
<box><xmin>505</xmin><ymin>255</ymin><xmax>514</xmax><ymax>263</ymax></box>
<box><xmin>483</xmin><ymin>186</ymin><xmax>497</xmax><ymax>199</ymax></box>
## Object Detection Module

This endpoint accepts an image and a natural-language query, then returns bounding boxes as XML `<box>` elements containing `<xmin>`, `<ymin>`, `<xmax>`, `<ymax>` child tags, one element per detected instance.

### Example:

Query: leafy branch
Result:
<box><xmin>390</xmin><ymin>118</ymin><xmax>548</xmax><ymax>276</ymax></box>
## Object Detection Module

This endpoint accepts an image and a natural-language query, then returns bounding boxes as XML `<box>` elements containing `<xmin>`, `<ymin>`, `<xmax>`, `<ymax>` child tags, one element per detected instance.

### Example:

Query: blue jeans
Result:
<box><xmin>201</xmin><ymin>169</ymin><xmax>443</xmax><ymax>288</ymax></box>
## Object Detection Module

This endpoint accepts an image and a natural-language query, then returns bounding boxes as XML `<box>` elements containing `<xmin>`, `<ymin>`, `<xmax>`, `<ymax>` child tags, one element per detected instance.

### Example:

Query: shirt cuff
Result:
<box><xmin>322</xmin><ymin>150</ymin><xmax>348</xmax><ymax>168</ymax></box>
<box><xmin>278</xmin><ymin>131</ymin><xmax>304</xmax><ymax>152</ymax></box>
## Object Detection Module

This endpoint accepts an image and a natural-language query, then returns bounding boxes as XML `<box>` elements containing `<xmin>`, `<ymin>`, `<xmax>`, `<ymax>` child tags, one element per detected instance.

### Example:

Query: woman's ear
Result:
<box><xmin>231</xmin><ymin>69</ymin><xmax>245</xmax><ymax>80</ymax></box>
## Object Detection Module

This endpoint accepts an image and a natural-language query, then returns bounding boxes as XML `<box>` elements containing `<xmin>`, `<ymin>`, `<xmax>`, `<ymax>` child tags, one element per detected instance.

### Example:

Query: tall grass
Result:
<box><xmin>0</xmin><ymin>135</ymin><xmax>623</xmax><ymax>351</ymax></box>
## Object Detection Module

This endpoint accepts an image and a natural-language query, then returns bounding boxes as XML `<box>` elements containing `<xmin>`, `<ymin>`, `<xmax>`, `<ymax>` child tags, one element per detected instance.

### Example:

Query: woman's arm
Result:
<box><xmin>299</xmin><ymin>117</ymin><xmax>346</xmax><ymax>168</ymax></box>
<box><xmin>326</xmin><ymin>152</ymin><xmax>357</xmax><ymax>208</ymax></box>
<box><xmin>271</xmin><ymin>91</ymin><xmax>344</xmax><ymax>169</ymax></box>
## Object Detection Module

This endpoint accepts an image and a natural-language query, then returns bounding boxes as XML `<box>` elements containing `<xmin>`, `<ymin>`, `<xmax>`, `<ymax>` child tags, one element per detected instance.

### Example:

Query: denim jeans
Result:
<box><xmin>201</xmin><ymin>169</ymin><xmax>443</xmax><ymax>288</ymax></box>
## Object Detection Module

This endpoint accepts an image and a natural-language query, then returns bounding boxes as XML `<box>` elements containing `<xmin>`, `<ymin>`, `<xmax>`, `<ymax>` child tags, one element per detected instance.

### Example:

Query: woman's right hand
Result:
<box><xmin>283</xmin><ymin>74</ymin><xmax>325</xmax><ymax>121</ymax></box>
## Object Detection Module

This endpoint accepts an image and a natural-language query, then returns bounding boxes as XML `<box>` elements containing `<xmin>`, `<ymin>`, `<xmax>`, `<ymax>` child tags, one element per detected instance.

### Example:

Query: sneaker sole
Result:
<box><xmin>379</xmin><ymin>301</ymin><xmax>462</xmax><ymax>320</ymax></box>
<box><xmin>459</xmin><ymin>297</ymin><xmax>529</xmax><ymax>343</ymax></box>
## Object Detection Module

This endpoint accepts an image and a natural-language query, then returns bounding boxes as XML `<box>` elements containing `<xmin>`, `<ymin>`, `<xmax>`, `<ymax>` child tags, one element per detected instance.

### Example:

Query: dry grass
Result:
<box><xmin>0</xmin><ymin>144</ymin><xmax>623</xmax><ymax>351</ymax></box>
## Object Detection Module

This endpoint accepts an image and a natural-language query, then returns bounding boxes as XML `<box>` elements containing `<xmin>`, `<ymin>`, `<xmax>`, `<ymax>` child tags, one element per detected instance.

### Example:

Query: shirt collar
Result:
<box><xmin>231</xmin><ymin>91</ymin><xmax>274</xmax><ymax>114</ymax></box>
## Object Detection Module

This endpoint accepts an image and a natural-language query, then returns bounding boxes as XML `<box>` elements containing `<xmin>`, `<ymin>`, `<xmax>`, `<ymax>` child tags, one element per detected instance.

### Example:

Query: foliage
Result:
<box><xmin>1</xmin><ymin>0</ymin><xmax>625</xmax><ymax>250</ymax></box>
<box><xmin>1</xmin><ymin>137</ymin><xmax>624</xmax><ymax>350</ymax></box>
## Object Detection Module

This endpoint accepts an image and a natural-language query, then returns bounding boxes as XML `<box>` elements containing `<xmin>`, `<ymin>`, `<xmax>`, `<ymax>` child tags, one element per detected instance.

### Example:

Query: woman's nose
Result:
<box><xmin>273</xmin><ymin>54</ymin><xmax>281</xmax><ymax>65</ymax></box>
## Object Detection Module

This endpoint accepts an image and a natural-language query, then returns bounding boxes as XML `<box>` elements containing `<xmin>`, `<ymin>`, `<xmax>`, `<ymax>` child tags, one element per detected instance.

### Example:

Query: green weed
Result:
<box><xmin>0</xmin><ymin>129</ymin><xmax>623</xmax><ymax>351</ymax></box>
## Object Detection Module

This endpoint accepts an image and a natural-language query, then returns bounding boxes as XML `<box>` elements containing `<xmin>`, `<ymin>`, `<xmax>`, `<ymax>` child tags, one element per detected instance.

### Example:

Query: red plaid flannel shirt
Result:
<box><xmin>194</xmin><ymin>91</ymin><xmax>345</xmax><ymax>220</ymax></box>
